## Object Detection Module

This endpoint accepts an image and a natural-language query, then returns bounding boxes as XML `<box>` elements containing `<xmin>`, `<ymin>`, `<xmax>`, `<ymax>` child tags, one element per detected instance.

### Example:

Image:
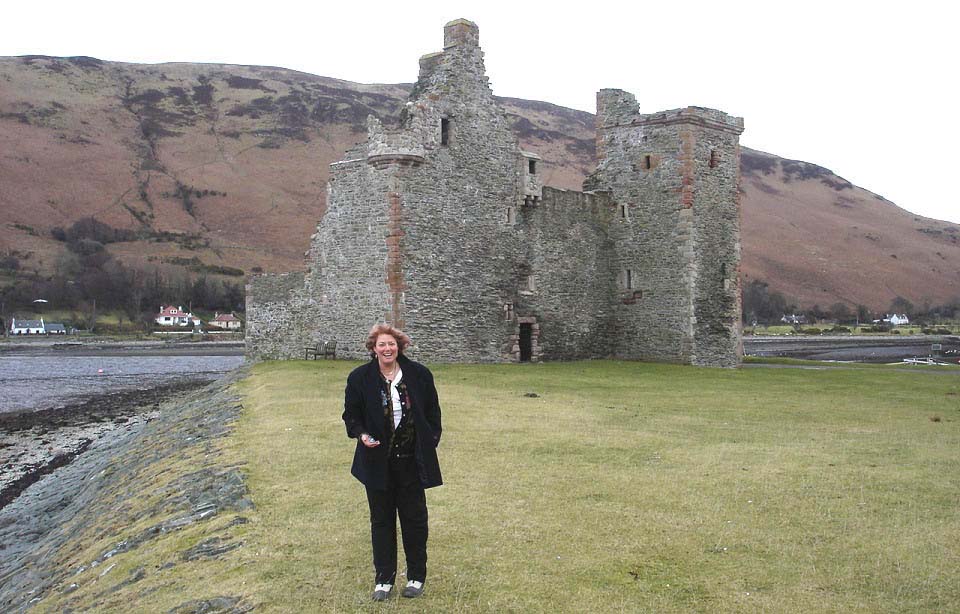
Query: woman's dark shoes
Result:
<box><xmin>402</xmin><ymin>580</ymin><xmax>424</xmax><ymax>598</ymax></box>
<box><xmin>372</xmin><ymin>583</ymin><xmax>393</xmax><ymax>601</ymax></box>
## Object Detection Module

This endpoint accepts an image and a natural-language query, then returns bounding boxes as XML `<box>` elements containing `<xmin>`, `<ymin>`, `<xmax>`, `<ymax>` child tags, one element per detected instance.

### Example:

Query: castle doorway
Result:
<box><xmin>519</xmin><ymin>323</ymin><xmax>533</xmax><ymax>362</ymax></box>
<box><xmin>510</xmin><ymin>316</ymin><xmax>540</xmax><ymax>362</ymax></box>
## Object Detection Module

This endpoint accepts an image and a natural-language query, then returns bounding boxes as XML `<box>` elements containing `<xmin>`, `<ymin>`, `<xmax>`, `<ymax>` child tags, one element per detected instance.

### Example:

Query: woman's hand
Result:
<box><xmin>360</xmin><ymin>433</ymin><xmax>380</xmax><ymax>448</ymax></box>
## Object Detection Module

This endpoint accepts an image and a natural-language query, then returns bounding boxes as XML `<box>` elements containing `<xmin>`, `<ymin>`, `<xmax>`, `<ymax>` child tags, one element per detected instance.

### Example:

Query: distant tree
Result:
<box><xmin>830</xmin><ymin>302</ymin><xmax>853</xmax><ymax>323</ymax></box>
<box><xmin>805</xmin><ymin>304</ymin><xmax>827</xmax><ymax>323</ymax></box>
<box><xmin>856</xmin><ymin>304</ymin><xmax>871</xmax><ymax>324</ymax></box>
<box><xmin>889</xmin><ymin>296</ymin><xmax>914</xmax><ymax>316</ymax></box>
<box><xmin>742</xmin><ymin>279</ymin><xmax>791</xmax><ymax>324</ymax></box>
<box><xmin>223</xmin><ymin>281</ymin><xmax>245</xmax><ymax>312</ymax></box>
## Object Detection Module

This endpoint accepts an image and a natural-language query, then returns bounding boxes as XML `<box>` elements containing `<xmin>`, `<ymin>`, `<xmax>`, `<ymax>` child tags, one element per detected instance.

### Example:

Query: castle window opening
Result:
<box><xmin>709</xmin><ymin>149</ymin><xmax>718</xmax><ymax>168</ymax></box>
<box><xmin>440</xmin><ymin>118</ymin><xmax>450</xmax><ymax>146</ymax></box>
<box><xmin>623</xmin><ymin>268</ymin><xmax>634</xmax><ymax>290</ymax></box>
<box><xmin>619</xmin><ymin>203</ymin><xmax>629</xmax><ymax>220</ymax></box>
<box><xmin>643</xmin><ymin>155</ymin><xmax>652</xmax><ymax>170</ymax></box>
<box><xmin>503</xmin><ymin>302</ymin><xmax>514</xmax><ymax>321</ymax></box>
<box><xmin>505</xmin><ymin>206</ymin><xmax>516</xmax><ymax>224</ymax></box>
<box><xmin>526</xmin><ymin>274</ymin><xmax>536</xmax><ymax>292</ymax></box>
<box><xmin>528</xmin><ymin>159</ymin><xmax>537</xmax><ymax>174</ymax></box>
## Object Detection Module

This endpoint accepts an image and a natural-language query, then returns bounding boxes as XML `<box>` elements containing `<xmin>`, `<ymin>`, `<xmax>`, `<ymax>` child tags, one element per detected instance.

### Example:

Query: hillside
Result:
<box><xmin>1</xmin><ymin>56</ymin><xmax>958</xmax><ymax>311</ymax></box>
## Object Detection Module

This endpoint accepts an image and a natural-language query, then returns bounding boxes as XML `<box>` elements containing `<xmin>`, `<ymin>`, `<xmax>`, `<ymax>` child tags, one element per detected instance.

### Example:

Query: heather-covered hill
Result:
<box><xmin>1</xmin><ymin>56</ymin><xmax>957</xmax><ymax>312</ymax></box>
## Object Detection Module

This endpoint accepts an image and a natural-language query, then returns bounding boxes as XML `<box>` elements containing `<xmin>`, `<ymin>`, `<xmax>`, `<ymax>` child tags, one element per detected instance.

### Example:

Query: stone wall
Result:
<box><xmin>522</xmin><ymin>187</ymin><xmax>616</xmax><ymax>360</ymax></box>
<box><xmin>245</xmin><ymin>271</ymin><xmax>307</xmax><ymax>359</ymax></box>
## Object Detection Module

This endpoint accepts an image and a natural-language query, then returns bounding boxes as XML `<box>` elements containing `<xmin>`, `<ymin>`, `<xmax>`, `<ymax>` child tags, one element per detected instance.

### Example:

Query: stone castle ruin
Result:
<box><xmin>246</xmin><ymin>19</ymin><xmax>744</xmax><ymax>367</ymax></box>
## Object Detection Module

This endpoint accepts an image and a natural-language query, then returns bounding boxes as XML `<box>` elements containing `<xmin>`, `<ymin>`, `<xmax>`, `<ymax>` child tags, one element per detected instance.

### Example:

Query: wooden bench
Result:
<box><xmin>305</xmin><ymin>340</ymin><xmax>337</xmax><ymax>360</ymax></box>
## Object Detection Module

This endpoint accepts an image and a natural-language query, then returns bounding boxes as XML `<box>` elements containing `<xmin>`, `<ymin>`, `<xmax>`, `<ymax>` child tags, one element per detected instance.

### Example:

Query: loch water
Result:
<box><xmin>0</xmin><ymin>353</ymin><xmax>244</xmax><ymax>413</ymax></box>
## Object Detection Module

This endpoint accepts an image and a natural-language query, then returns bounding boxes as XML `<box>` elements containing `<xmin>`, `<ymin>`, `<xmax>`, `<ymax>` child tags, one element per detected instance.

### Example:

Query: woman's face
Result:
<box><xmin>374</xmin><ymin>334</ymin><xmax>399</xmax><ymax>368</ymax></box>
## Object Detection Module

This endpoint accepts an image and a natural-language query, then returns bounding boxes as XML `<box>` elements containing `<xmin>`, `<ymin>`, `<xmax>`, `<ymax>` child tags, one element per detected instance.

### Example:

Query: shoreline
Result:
<box><xmin>0</xmin><ymin>338</ymin><xmax>245</xmax><ymax>357</ymax></box>
<box><xmin>0</xmin><ymin>379</ymin><xmax>212</xmax><ymax>510</ymax></box>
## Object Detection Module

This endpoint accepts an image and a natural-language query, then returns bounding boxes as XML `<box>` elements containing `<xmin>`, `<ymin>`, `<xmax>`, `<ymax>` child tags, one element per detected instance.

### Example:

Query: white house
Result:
<box><xmin>209</xmin><ymin>312</ymin><xmax>242</xmax><ymax>330</ymax></box>
<box><xmin>884</xmin><ymin>314</ymin><xmax>910</xmax><ymax>326</ymax></box>
<box><xmin>155</xmin><ymin>305</ymin><xmax>202</xmax><ymax>327</ymax></box>
<box><xmin>10</xmin><ymin>318</ymin><xmax>45</xmax><ymax>334</ymax></box>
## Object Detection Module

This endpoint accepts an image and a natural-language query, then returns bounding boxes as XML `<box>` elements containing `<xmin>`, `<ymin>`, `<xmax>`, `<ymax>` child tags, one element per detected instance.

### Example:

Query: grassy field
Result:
<box><xmin>200</xmin><ymin>360</ymin><xmax>959</xmax><ymax>613</ymax></box>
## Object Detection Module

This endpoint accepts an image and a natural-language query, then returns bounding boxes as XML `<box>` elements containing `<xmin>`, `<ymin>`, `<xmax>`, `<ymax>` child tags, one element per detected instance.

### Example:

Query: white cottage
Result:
<box><xmin>10</xmin><ymin>318</ymin><xmax>45</xmax><ymax>334</ymax></box>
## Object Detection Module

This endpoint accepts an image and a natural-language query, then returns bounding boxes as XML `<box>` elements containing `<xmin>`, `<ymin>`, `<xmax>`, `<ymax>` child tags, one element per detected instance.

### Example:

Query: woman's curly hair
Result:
<box><xmin>365</xmin><ymin>323</ymin><xmax>412</xmax><ymax>356</ymax></box>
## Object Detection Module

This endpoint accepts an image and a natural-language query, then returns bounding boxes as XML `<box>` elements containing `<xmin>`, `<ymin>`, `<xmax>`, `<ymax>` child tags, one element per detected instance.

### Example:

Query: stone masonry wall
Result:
<box><xmin>689</xmin><ymin>126</ymin><xmax>743</xmax><ymax>366</ymax></box>
<box><xmin>522</xmin><ymin>187</ymin><xmax>617</xmax><ymax>360</ymax></box>
<box><xmin>245</xmin><ymin>271</ymin><xmax>306</xmax><ymax>359</ymax></box>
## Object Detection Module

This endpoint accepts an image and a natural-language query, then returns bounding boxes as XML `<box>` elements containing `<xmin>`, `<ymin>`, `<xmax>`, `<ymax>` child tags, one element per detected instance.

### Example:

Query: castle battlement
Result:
<box><xmin>597</xmin><ymin>89</ymin><xmax>743</xmax><ymax>134</ymax></box>
<box><xmin>248</xmin><ymin>19</ymin><xmax>744</xmax><ymax>367</ymax></box>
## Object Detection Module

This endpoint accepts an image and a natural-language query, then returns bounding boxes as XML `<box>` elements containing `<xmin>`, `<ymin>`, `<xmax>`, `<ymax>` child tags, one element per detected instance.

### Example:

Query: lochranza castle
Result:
<box><xmin>246</xmin><ymin>19</ymin><xmax>744</xmax><ymax>367</ymax></box>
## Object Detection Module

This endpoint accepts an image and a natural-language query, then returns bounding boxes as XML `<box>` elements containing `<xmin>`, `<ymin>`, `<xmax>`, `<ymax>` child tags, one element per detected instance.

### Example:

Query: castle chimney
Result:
<box><xmin>444</xmin><ymin>18</ymin><xmax>479</xmax><ymax>49</ymax></box>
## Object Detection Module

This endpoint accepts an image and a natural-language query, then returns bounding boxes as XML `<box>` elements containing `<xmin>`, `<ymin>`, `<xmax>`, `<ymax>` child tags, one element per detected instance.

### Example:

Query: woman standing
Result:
<box><xmin>342</xmin><ymin>324</ymin><xmax>443</xmax><ymax>601</ymax></box>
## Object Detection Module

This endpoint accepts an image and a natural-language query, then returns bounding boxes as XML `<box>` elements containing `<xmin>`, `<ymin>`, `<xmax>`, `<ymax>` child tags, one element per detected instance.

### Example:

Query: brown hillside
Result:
<box><xmin>1</xmin><ymin>56</ymin><xmax>957</xmax><ymax>311</ymax></box>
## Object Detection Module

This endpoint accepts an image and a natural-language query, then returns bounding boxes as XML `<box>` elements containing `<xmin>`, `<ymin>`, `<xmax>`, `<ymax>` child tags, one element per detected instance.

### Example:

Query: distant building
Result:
<box><xmin>209</xmin><ymin>312</ymin><xmax>242</xmax><ymax>330</ymax></box>
<box><xmin>10</xmin><ymin>317</ymin><xmax>45</xmax><ymax>334</ymax></box>
<box><xmin>884</xmin><ymin>314</ymin><xmax>910</xmax><ymax>326</ymax></box>
<box><xmin>45</xmin><ymin>322</ymin><xmax>67</xmax><ymax>334</ymax></box>
<box><xmin>781</xmin><ymin>314</ymin><xmax>808</xmax><ymax>325</ymax></box>
<box><xmin>155</xmin><ymin>305</ymin><xmax>201</xmax><ymax>327</ymax></box>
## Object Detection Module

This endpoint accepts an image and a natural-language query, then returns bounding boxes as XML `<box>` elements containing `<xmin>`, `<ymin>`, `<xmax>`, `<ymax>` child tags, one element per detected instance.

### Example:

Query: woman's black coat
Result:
<box><xmin>342</xmin><ymin>354</ymin><xmax>443</xmax><ymax>490</ymax></box>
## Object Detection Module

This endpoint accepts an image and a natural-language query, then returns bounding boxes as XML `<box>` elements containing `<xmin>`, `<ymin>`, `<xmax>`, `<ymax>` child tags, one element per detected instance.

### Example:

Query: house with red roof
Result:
<box><xmin>155</xmin><ymin>305</ymin><xmax>201</xmax><ymax>327</ymax></box>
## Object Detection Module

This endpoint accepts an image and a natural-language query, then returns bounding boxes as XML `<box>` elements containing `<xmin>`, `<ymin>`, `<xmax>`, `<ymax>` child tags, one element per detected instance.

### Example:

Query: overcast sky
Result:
<box><xmin>5</xmin><ymin>1</ymin><xmax>957</xmax><ymax>224</ymax></box>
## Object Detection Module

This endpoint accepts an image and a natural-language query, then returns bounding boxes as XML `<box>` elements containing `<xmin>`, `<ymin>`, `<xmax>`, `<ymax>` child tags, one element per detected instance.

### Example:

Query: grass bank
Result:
<box><xmin>225</xmin><ymin>360</ymin><xmax>959</xmax><ymax>612</ymax></box>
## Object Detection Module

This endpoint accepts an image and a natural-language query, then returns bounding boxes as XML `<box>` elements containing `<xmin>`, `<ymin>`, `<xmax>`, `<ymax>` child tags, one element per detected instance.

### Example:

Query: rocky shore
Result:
<box><xmin>0</xmin><ymin>370</ymin><xmax>254</xmax><ymax>613</ymax></box>
<box><xmin>0</xmin><ymin>380</ymin><xmax>211</xmax><ymax>509</ymax></box>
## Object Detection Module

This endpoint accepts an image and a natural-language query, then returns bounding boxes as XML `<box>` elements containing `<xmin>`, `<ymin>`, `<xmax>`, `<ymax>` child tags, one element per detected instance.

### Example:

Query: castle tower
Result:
<box><xmin>586</xmin><ymin>90</ymin><xmax>744</xmax><ymax>367</ymax></box>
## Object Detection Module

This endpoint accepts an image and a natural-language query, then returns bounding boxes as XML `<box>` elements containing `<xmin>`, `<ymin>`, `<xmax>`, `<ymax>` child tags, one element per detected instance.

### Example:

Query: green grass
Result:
<box><xmin>37</xmin><ymin>360</ymin><xmax>960</xmax><ymax>612</ymax></box>
<box><xmin>223</xmin><ymin>360</ymin><xmax>960</xmax><ymax>612</ymax></box>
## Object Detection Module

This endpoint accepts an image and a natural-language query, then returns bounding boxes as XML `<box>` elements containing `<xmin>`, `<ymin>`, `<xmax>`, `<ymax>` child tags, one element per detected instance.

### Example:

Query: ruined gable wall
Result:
<box><xmin>300</xmin><ymin>155</ymin><xmax>396</xmax><ymax>360</ymax></box>
<box><xmin>382</xmin><ymin>20</ymin><xmax>529</xmax><ymax>362</ymax></box>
